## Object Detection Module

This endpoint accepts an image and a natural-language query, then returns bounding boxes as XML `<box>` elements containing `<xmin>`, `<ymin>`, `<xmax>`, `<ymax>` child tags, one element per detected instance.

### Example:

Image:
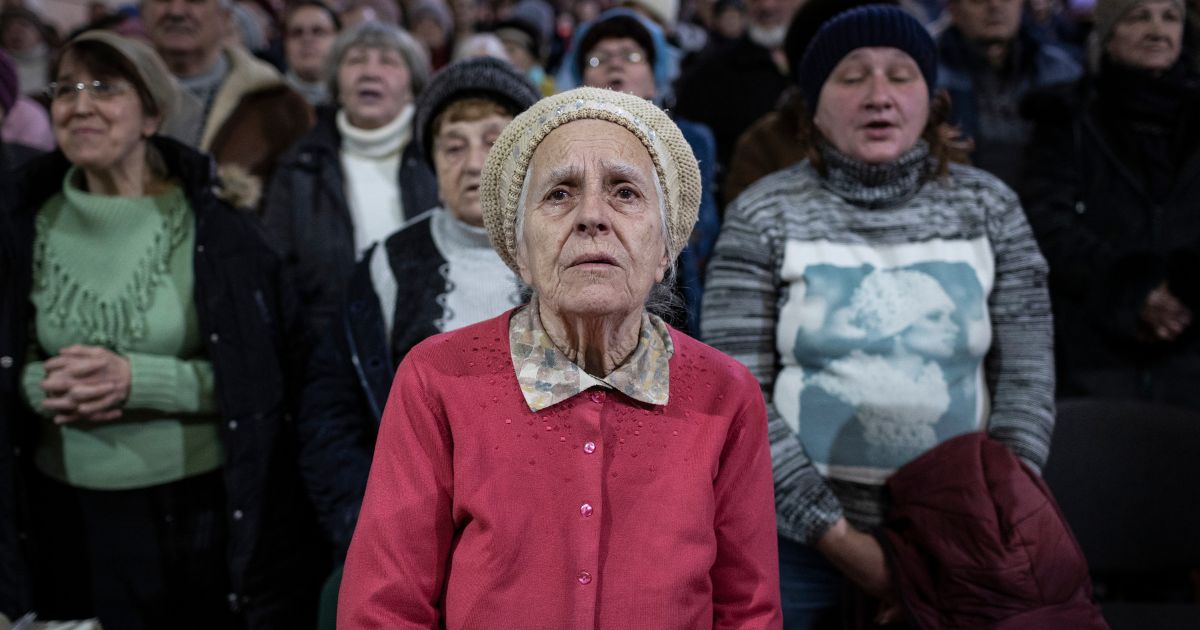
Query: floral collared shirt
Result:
<box><xmin>509</xmin><ymin>298</ymin><xmax>673</xmax><ymax>412</ymax></box>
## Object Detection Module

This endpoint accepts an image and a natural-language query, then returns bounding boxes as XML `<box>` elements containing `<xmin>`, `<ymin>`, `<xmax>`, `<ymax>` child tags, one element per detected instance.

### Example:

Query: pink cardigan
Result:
<box><xmin>339</xmin><ymin>311</ymin><xmax>782</xmax><ymax>629</ymax></box>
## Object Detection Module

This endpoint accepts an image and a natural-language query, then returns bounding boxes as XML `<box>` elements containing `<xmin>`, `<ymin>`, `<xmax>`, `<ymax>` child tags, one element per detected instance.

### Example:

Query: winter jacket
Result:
<box><xmin>261</xmin><ymin>106</ymin><xmax>438</xmax><ymax>335</ymax></box>
<box><xmin>937</xmin><ymin>24</ymin><xmax>1081</xmax><ymax>185</ymax></box>
<box><xmin>1018</xmin><ymin>67</ymin><xmax>1200</xmax><ymax>407</ymax></box>
<box><xmin>879</xmin><ymin>432</ymin><xmax>1107</xmax><ymax>629</ymax></box>
<box><xmin>0</xmin><ymin>136</ymin><xmax>322</xmax><ymax>625</ymax></box>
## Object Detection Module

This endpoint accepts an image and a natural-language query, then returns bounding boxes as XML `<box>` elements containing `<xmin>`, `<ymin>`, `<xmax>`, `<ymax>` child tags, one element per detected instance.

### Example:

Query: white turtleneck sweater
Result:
<box><xmin>338</xmin><ymin>105</ymin><xmax>413</xmax><ymax>256</ymax></box>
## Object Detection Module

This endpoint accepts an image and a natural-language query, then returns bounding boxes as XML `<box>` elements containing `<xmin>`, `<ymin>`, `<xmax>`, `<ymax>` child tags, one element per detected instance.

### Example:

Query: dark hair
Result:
<box><xmin>54</xmin><ymin>40</ymin><xmax>159</xmax><ymax>117</ymax></box>
<box><xmin>285</xmin><ymin>0</ymin><xmax>341</xmax><ymax>32</ymax></box>
<box><xmin>783</xmin><ymin>0</ymin><xmax>898</xmax><ymax>84</ymax></box>
<box><xmin>575</xmin><ymin>14</ymin><xmax>656</xmax><ymax>79</ymax></box>
<box><xmin>795</xmin><ymin>88</ymin><xmax>970</xmax><ymax>177</ymax></box>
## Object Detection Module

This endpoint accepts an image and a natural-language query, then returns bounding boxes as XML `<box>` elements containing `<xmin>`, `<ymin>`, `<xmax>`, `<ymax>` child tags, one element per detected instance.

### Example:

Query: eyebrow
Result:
<box><xmin>539</xmin><ymin>160</ymin><xmax>649</xmax><ymax>187</ymax></box>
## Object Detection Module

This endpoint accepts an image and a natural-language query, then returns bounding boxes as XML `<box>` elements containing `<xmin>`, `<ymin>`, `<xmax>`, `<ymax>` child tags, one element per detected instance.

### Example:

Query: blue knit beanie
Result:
<box><xmin>798</xmin><ymin>5</ymin><xmax>936</xmax><ymax>114</ymax></box>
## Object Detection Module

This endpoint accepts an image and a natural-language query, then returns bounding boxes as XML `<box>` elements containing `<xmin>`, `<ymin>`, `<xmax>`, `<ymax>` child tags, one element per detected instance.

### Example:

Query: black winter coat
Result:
<box><xmin>0</xmin><ymin>137</ymin><xmax>322</xmax><ymax>625</ymax></box>
<box><xmin>262</xmin><ymin>107</ymin><xmax>438</xmax><ymax>336</ymax></box>
<box><xmin>1019</xmin><ymin>71</ymin><xmax>1200</xmax><ymax>406</ymax></box>
<box><xmin>295</xmin><ymin>216</ymin><xmax>449</xmax><ymax>557</ymax></box>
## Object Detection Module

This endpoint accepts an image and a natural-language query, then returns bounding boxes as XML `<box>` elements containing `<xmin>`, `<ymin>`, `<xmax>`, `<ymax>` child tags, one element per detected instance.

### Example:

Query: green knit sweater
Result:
<box><xmin>21</xmin><ymin>168</ymin><xmax>222</xmax><ymax>490</ymax></box>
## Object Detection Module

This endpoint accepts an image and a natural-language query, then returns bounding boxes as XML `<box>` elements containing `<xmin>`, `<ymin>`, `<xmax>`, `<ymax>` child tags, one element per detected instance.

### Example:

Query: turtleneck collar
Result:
<box><xmin>337</xmin><ymin>104</ymin><xmax>413</xmax><ymax>160</ymax></box>
<box><xmin>286</xmin><ymin>70</ymin><xmax>329</xmax><ymax>106</ymax></box>
<box><xmin>818</xmin><ymin>140</ymin><xmax>933</xmax><ymax>208</ymax></box>
<box><xmin>432</xmin><ymin>207</ymin><xmax>492</xmax><ymax>251</ymax></box>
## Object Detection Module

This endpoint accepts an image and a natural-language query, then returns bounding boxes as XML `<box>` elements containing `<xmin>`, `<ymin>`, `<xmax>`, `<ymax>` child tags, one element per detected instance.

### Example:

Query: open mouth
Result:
<box><xmin>356</xmin><ymin>86</ymin><xmax>385</xmax><ymax>101</ymax></box>
<box><xmin>607</xmin><ymin>78</ymin><xmax>625</xmax><ymax>91</ymax></box>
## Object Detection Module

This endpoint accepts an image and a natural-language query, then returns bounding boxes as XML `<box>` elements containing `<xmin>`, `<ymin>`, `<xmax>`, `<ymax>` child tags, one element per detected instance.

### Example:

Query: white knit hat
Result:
<box><xmin>481</xmin><ymin>87</ymin><xmax>701</xmax><ymax>274</ymax></box>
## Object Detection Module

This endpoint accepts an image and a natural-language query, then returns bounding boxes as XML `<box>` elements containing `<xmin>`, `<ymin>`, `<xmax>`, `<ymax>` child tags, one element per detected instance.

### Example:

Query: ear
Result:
<box><xmin>514</xmin><ymin>241</ymin><xmax>533</xmax><ymax>286</ymax></box>
<box><xmin>654</xmin><ymin>244</ymin><xmax>670</xmax><ymax>284</ymax></box>
<box><xmin>142</xmin><ymin>113</ymin><xmax>162</xmax><ymax>138</ymax></box>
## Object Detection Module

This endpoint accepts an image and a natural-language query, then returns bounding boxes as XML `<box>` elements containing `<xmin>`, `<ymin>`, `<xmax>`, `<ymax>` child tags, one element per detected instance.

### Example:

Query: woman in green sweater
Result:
<box><xmin>0</xmin><ymin>31</ymin><xmax>321</xmax><ymax>628</ymax></box>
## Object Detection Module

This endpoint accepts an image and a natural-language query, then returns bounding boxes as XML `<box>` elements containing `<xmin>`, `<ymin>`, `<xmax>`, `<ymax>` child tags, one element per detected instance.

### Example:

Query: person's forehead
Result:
<box><xmin>837</xmin><ymin>46</ymin><xmax>918</xmax><ymax>66</ymax></box>
<box><xmin>531</xmin><ymin>119</ymin><xmax>652</xmax><ymax>169</ymax></box>
<box><xmin>591</xmin><ymin>36</ymin><xmax>644</xmax><ymax>51</ymax></box>
<box><xmin>289</xmin><ymin>6</ymin><xmax>334</xmax><ymax>26</ymax></box>
<box><xmin>437</xmin><ymin>112</ymin><xmax>513</xmax><ymax>137</ymax></box>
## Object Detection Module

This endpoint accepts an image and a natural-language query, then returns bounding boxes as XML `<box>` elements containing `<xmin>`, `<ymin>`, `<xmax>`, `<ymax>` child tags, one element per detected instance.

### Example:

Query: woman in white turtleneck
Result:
<box><xmin>263</xmin><ymin>22</ymin><xmax>439</xmax><ymax>334</ymax></box>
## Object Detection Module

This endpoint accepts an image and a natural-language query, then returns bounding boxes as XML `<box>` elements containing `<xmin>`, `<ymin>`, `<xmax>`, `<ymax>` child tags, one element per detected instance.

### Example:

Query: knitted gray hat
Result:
<box><xmin>1093</xmin><ymin>0</ymin><xmax>1185</xmax><ymax>45</ymax></box>
<box><xmin>415</xmin><ymin>56</ymin><xmax>540</xmax><ymax>169</ymax></box>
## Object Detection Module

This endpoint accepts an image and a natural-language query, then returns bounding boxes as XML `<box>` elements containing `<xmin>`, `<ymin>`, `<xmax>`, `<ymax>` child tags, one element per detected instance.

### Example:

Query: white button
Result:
<box><xmin>583</xmin><ymin>441</ymin><xmax>596</xmax><ymax>454</ymax></box>
<box><xmin>232</xmin><ymin>509</ymin><xmax>244</xmax><ymax>520</ymax></box>
<box><xmin>0</xmin><ymin>356</ymin><xmax>13</xmax><ymax>369</ymax></box>
<box><xmin>197</xmin><ymin>245</ymin><xmax>205</xmax><ymax>253</ymax></box>
<box><xmin>577</xmin><ymin>571</ymin><xmax>592</xmax><ymax>585</ymax></box>
<box><xmin>209</xmin><ymin>333</ymin><xmax>220</xmax><ymax>343</ymax></box>
<box><xmin>228</xmin><ymin>420</ymin><xmax>238</xmax><ymax>431</ymax></box>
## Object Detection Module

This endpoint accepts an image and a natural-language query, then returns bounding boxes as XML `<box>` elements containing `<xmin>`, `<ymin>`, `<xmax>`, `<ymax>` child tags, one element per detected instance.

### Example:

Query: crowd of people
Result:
<box><xmin>0</xmin><ymin>0</ymin><xmax>1195</xmax><ymax>628</ymax></box>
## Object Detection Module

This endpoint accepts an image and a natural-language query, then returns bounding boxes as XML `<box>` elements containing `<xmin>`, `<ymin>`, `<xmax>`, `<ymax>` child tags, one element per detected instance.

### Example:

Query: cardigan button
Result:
<box><xmin>209</xmin><ymin>333</ymin><xmax>220</xmax><ymax>344</ymax></box>
<box><xmin>580</xmin><ymin>503</ymin><xmax>593</xmax><ymax>518</ymax></box>
<box><xmin>0</xmin><ymin>356</ymin><xmax>12</xmax><ymax>369</ymax></box>
<box><xmin>577</xmin><ymin>571</ymin><xmax>592</xmax><ymax>585</ymax></box>
<box><xmin>228</xmin><ymin>420</ymin><xmax>239</xmax><ymax>431</ymax></box>
<box><xmin>232</xmin><ymin>509</ymin><xmax>244</xmax><ymax>521</ymax></box>
<box><xmin>589</xmin><ymin>391</ymin><xmax>605</xmax><ymax>404</ymax></box>
<box><xmin>583</xmin><ymin>441</ymin><xmax>596</xmax><ymax>454</ymax></box>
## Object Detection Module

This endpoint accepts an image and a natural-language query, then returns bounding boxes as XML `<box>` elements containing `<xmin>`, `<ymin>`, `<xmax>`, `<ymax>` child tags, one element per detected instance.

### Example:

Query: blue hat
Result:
<box><xmin>798</xmin><ymin>5</ymin><xmax>936</xmax><ymax>113</ymax></box>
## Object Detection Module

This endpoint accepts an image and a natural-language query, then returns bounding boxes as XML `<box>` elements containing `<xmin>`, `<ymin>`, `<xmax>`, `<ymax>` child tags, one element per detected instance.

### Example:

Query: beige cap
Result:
<box><xmin>481</xmin><ymin>87</ymin><xmax>701</xmax><ymax>275</ymax></box>
<box><xmin>66</xmin><ymin>30</ymin><xmax>181</xmax><ymax>129</ymax></box>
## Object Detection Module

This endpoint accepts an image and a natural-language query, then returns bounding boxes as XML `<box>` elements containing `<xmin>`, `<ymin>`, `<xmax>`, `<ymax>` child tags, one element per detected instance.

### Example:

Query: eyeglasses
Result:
<box><xmin>44</xmin><ymin>79</ymin><xmax>130</xmax><ymax>102</ymax></box>
<box><xmin>586</xmin><ymin>50</ymin><xmax>645</xmax><ymax>68</ymax></box>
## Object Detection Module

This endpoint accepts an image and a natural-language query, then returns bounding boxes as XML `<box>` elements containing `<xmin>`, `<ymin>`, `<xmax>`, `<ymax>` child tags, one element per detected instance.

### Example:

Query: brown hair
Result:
<box><xmin>795</xmin><ymin>88</ymin><xmax>971</xmax><ymax>177</ymax></box>
<box><xmin>430</xmin><ymin>96</ymin><xmax>511</xmax><ymax>137</ymax></box>
<box><xmin>54</xmin><ymin>40</ymin><xmax>159</xmax><ymax>118</ymax></box>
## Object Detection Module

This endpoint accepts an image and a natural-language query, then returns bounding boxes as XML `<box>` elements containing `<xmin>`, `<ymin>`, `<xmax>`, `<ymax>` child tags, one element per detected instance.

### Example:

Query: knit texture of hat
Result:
<box><xmin>416</xmin><ymin>57</ymin><xmax>540</xmax><ymax>169</ymax></box>
<box><xmin>68</xmin><ymin>30</ymin><xmax>181</xmax><ymax>126</ymax></box>
<box><xmin>798</xmin><ymin>5</ymin><xmax>936</xmax><ymax>113</ymax></box>
<box><xmin>481</xmin><ymin>87</ymin><xmax>701</xmax><ymax>275</ymax></box>
<box><xmin>1093</xmin><ymin>0</ymin><xmax>1185</xmax><ymax>45</ymax></box>
<box><xmin>0</xmin><ymin>50</ymin><xmax>16</xmax><ymax>114</ymax></box>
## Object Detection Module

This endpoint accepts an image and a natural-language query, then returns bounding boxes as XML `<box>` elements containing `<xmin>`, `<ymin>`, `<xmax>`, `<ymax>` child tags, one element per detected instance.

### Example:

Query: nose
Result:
<box><xmin>862</xmin><ymin>74</ymin><xmax>893</xmax><ymax>111</ymax></box>
<box><xmin>465</xmin><ymin>141</ymin><xmax>488</xmax><ymax>174</ymax></box>
<box><xmin>68</xmin><ymin>88</ymin><xmax>96</xmax><ymax>115</ymax></box>
<box><xmin>164</xmin><ymin>0</ymin><xmax>189</xmax><ymax>15</ymax></box>
<box><xmin>574</xmin><ymin>192</ymin><xmax>612</xmax><ymax>238</ymax></box>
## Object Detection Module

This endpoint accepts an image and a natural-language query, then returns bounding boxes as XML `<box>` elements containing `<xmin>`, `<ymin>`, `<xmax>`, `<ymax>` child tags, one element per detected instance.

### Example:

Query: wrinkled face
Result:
<box><xmin>814</xmin><ymin>47</ymin><xmax>929</xmax><ymax>164</ymax></box>
<box><xmin>51</xmin><ymin>55</ymin><xmax>159</xmax><ymax>175</ymax></box>
<box><xmin>337</xmin><ymin>45</ymin><xmax>412</xmax><ymax>130</ymax></box>
<box><xmin>582</xmin><ymin>37</ymin><xmax>655</xmax><ymax>100</ymax></box>
<box><xmin>285</xmin><ymin>6</ymin><xmax>338</xmax><ymax>82</ymax></box>
<box><xmin>1106</xmin><ymin>0</ymin><xmax>1184</xmax><ymax>72</ymax></box>
<box><xmin>517</xmin><ymin>119</ymin><xmax>669</xmax><ymax>319</ymax></box>
<box><xmin>948</xmin><ymin>0</ymin><xmax>1023</xmax><ymax>44</ymax></box>
<box><xmin>745</xmin><ymin>0</ymin><xmax>800</xmax><ymax>29</ymax></box>
<box><xmin>142</xmin><ymin>0</ymin><xmax>229</xmax><ymax>61</ymax></box>
<box><xmin>434</xmin><ymin>112</ymin><xmax>511</xmax><ymax>226</ymax></box>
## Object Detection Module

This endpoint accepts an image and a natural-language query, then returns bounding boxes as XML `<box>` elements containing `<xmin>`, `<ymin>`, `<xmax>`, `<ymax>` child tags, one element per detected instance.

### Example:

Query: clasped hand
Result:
<box><xmin>40</xmin><ymin>344</ymin><xmax>132</xmax><ymax>424</ymax></box>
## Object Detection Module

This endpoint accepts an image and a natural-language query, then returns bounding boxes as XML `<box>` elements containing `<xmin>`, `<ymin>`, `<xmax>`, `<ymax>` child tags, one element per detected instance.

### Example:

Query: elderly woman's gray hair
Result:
<box><xmin>325</xmin><ymin>22</ymin><xmax>432</xmax><ymax>100</ymax></box>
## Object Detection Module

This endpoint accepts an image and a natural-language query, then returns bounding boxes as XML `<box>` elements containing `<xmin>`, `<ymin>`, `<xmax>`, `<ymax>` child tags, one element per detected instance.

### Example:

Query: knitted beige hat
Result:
<box><xmin>65</xmin><ymin>31</ymin><xmax>181</xmax><ymax>129</ymax></box>
<box><xmin>1093</xmin><ymin>0</ymin><xmax>1185</xmax><ymax>45</ymax></box>
<box><xmin>481</xmin><ymin>87</ymin><xmax>701</xmax><ymax>275</ymax></box>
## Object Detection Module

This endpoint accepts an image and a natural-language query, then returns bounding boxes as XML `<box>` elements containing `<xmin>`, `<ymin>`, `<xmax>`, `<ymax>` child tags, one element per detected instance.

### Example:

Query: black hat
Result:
<box><xmin>415</xmin><ymin>57</ymin><xmax>541</xmax><ymax>169</ymax></box>
<box><xmin>798</xmin><ymin>5</ymin><xmax>936</xmax><ymax>113</ymax></box>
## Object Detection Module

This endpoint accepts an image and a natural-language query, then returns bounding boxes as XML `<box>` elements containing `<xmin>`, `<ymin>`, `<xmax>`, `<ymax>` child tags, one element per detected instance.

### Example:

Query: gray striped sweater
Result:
<box><xmin>701</xmin><ymin>143</ymin><xmax>1054</xmax><ymax>545</ymax></box>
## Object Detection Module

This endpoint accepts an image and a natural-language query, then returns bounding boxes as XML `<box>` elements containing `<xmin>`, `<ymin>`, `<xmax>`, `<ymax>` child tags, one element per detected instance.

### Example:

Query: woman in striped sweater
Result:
<box><xmin>701</xmin><ymin>6</ymin><xmax>1055</xmax><ymax>628</ymax></box>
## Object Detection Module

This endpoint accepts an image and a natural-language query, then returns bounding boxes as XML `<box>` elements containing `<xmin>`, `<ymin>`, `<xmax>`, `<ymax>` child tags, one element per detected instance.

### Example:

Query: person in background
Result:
<box><xmin>703</xmin><ymin>6</ymin><xmax>1054</xmax><ymax>626</ymax></box>
<box><xmin>409</xmin><ymin>0</ymin><xmax>454</xmax><ymax>69</ymax></box>
<box><xmin>1020</xmin><ymin>0</ymin><xmax>1200</xmax><ymax>407</ymax></box>
<box><xmin>709</xmin><ymin>0</ymin><xmax>748</xmax><ymax>49</ymax></box>
<box><xmin>262</xmin><ymin>21</ymin><xmax>436</xmax><ymax>335</ymax></box>
<box><xmin>937</xmin><ymin>0</ymin><xmax>1081</xmax><ymax>185</ymax></box>
<box><xmin>0</xmin><ymin>30</ymin><xmax>320</xmax><ymax>627</ymax></box>
<box><xmin>284</xmin><ymin>0</ymin><xmax>340</xmax><ymax>105</ymax></box>
<box><xmin>338</xmin><ymin>86</ymin><xmax>782</xmax><ymax>630</ymax></box>
<box><xmin>492</xmin><ymin>0</ymin><xmax>556</xmax><ymax>95</ymax></box>
<box><xmin>673</xmin><ymin>0</ymin><xmax>801</xmax><ymax>179</ymax></box>
<box><xmin>567</xmin><ymin>7</ymin><xmax>720</xmax><ymax>334</ymax></box>
<box><xmin>451</xmin><ymin>31</ymin><xmax>510</xmax><ymax>62</ymax></box>
<box><xmin>0</xmin><ymin>7</ymin><xmax>53</xmax><ymax>97</ymax></box>
<box><xmin>296</xmin><ymin>57</ymin><xmax>538</xmax><ymax>626</ymax></box>
<box><xmin>0</xmin><ymin>47</ymin><xmax>51</xmax><ymax>154</ymax></box>
<box><xmin>142</xmin><ymin>0</ymin><xmax>312</xmax><ymax>185</ymax></box>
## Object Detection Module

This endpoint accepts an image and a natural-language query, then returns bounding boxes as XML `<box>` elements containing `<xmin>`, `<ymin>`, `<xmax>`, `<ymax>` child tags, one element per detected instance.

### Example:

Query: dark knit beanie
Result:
<box><xmin>0</xmin><ymin>50</ymin><xmax>17</xmax><ymax>115</ymax></box>
<box><xmin>798</xmin><ymin>5</ymin><xmax>936</xmax><ymax>113</ymax></box>
<box><xmin>415</xmin><ymin>56</ymin><xmax>541</xmax><ymax>169</ymax></box>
